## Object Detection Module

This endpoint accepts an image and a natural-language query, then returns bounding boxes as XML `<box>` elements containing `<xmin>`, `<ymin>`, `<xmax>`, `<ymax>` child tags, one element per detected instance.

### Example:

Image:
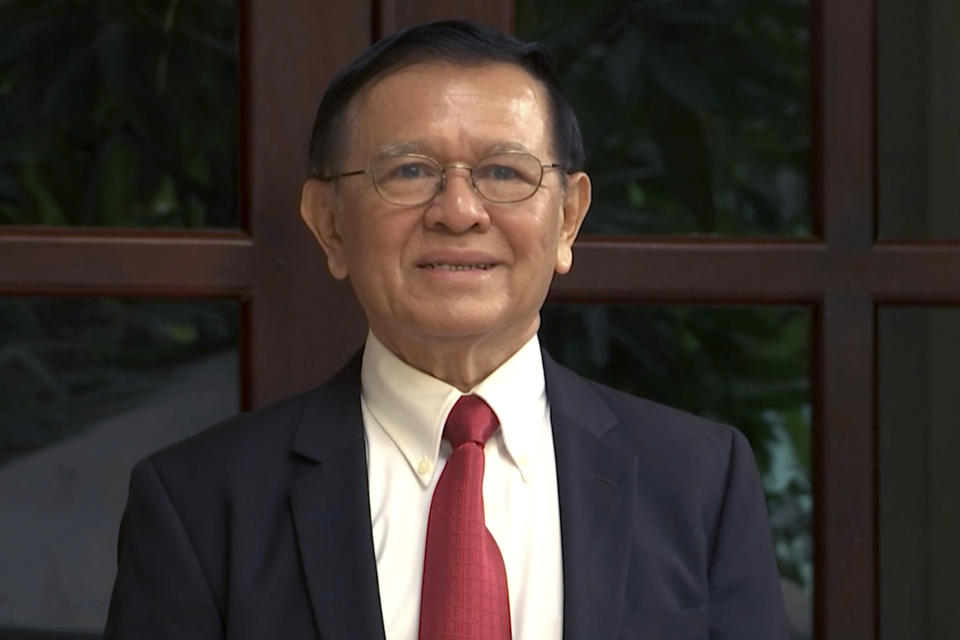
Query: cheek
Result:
<box><xmin>343</xmin><ymin>213</ymin><xmax>415</xmax><ymax>278</ymax></box>
<box><xmin>529</xmin><ymin>211</ymin><xmax>563</xmax><ymax>259</ymax></box>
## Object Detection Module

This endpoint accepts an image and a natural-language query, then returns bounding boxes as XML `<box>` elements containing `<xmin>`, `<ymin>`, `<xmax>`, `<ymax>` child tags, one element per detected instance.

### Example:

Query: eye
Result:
<box><xmin>378</xmin><ymin>159</ymin><xmax>438</xmax><ymax>182</ymax></box>
<box><xmin>475</xmin><ymin>154</ymin><xmax>541</xmax><ymax>185</ymax></box>
<box><xmin>396</xmin><ymin>163</ymin><xmax>426</xmax><ymax>179</ymax></box>
<box><xmin>476</xmin><ymin>164</ymin><xmax>521</xmax><ymax>181</ymax></box>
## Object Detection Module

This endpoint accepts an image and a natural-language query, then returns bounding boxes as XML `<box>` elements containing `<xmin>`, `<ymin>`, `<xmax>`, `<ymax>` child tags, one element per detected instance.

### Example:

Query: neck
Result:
<box><xmin>370</xmin><ymin>321</ymin><xmax>539</xmax><ymax>391</ymax></box>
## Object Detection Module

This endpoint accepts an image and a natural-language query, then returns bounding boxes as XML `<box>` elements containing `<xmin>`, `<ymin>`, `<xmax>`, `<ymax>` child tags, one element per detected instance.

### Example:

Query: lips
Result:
<box><xmin>420</xmin><ymin>262</ymin><xmax>494</xmax><ymax>271</ymax></box>
<box><xmin>416</xmin><ymin>251</ymin><xmax>500</xmax><ymax>272</ymax></box>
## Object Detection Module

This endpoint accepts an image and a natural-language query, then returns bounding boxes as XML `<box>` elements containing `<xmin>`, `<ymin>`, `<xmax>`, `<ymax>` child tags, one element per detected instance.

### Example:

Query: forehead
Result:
<box><xmin>345</xmin><ymin>62</ymin><xmax>553</xmax><ymax>159</ymax></box>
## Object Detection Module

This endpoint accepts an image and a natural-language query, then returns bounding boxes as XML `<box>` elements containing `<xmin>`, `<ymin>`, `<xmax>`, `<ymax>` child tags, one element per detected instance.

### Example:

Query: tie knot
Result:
<box><xmin>443</xmin><ymin>395</ymin><xmax>499</xmax><ymax>448</ymax></box>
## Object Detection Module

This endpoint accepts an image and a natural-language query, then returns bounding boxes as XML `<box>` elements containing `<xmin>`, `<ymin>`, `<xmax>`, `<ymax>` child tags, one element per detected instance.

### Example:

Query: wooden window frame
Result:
<box><xmin>2</xmin><ymin>0</ymin><xmax>958</xmax><ymax>636</ymax></box>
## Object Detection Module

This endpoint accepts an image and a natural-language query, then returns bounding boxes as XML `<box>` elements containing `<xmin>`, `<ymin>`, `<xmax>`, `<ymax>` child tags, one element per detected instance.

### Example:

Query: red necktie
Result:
<box><xmin>418</xmin><ymin>395</ymin><xmax>512</xmax><ymax>640</ymax></box>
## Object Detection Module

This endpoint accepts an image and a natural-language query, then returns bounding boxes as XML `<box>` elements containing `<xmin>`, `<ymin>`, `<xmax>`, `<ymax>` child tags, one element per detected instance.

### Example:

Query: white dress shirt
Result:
<box><xmin>361</xmin><ymin>331</ymin><xmax>564</xmax><ymax>640</ymax></box>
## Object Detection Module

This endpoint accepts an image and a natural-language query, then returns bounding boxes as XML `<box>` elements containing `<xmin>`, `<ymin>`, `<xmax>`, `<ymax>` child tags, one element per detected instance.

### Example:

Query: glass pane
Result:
<box><xmin>879</xmin><ymin>307</ymin><xmax>960</xmax><ymax>638</ymax></box>
<box><xmin>516</xmin><ymin>0</ymin><xmax>811</xmax><ymax>236</ymax></box>
<box><xmin>0</xmin><ymin>298</ymin><xmax>239</xmax><ymax>636</ymax></box>
<box><xmin>540</xmin><ymin>304</ymin><xmax>812</xmax><ymax>637</ymax></box>
<box><xmin>877</xmin><ymin>0</ymin><xmax>960</xmax><ymax>238</ymax></box>
<box><xmin>0</xmin><ymin>1</ymin><xmax>237</xmax><ymax>228</ymax></box>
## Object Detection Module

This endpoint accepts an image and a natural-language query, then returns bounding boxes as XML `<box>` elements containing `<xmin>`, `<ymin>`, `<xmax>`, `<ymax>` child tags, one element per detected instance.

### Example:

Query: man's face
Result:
<box><xmin>301</xmin><ymin>62</ymin><xmax>590</xmax><ymax>361</ymax></box>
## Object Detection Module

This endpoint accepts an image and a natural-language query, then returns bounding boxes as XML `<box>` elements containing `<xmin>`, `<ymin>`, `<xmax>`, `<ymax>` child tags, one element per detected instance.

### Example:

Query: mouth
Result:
<box><xmin>419</xmin><ymin>262</ymin><xmax>495</xmax><ymax>271</ymax></box>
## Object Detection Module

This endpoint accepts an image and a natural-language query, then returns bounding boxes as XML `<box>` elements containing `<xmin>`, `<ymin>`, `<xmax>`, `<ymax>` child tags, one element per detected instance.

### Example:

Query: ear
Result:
<box><xmin>555</xmin><ymin>171</ymin><xmax>591</xmax><ymax>274</ymax></box>
<box><xmin>300</xmin><ymin>179</ymin><xmax>349</xmax><ymax>280</ymax></box>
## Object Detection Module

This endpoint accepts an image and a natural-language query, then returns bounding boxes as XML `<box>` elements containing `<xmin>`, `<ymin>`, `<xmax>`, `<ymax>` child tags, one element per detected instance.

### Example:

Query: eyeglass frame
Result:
<box><xmin>316</xmin><ymin>151</ymin><xmax>566</xmax><ymax>205</ymax></box>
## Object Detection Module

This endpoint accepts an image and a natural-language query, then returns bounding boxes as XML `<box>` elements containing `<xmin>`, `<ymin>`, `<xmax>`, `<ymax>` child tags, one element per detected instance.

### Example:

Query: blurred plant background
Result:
<box><xmin>0</xmin><ymin>0</ymin><xmax>238</xmax><ymax>465</ymax></box>
<box><xmin>517</xmin><ymin>0</ymin><xmax>814</xmax><ymax>616</ymax></box>
<box><xmin>0</xmin><ymin>0</ymin><xmax>236</xmax><ymax>228</ymax></box>
<box><xmin>517</xmin><ymin>0</ymin><xmax>809</xmax><ymax>235</ymax></box>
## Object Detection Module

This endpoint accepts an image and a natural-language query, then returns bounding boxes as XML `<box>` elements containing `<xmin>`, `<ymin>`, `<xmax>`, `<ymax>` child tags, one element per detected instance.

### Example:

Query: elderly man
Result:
<box><xmin>105</xmin><ymin>20</ymin><xmax>787</xmax><ymax>640</ymax></box>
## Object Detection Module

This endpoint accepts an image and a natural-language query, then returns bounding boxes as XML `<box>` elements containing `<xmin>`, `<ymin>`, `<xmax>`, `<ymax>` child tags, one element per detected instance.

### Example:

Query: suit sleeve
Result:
<box><xmin>707</xmin><ymin>429</ymin><xmax>790</xmax><ymax>639</ymax></box>
<box><xmin>104</xmin><ymin>458</ymin><xmax>224</xmax><ymax>640</ymax></box>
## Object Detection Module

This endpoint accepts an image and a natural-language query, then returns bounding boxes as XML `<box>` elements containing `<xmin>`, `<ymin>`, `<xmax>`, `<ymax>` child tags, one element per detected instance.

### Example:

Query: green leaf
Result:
<box><xmin>21</xmin><ymin>162</ymin><xmax>65</xmax><ymax>225</ymax></box>
<box><xmin>96</xmin><ymin>137</ymin><xmax>139</xmax><ymax>225</ymax></box>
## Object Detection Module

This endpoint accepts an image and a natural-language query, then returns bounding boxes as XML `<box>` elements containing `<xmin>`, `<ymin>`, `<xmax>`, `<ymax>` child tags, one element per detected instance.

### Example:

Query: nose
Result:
<box><xmin>422</xmin><ymin>165</ymin><xmax>491</xmax><ymax>233</ymax></box>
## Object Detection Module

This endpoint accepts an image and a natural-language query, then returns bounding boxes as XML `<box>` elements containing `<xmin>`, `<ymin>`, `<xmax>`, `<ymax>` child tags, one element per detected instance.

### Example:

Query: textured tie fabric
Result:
<box><xmin>419</xmin><ymin>395</ymin><xmax>512</xmax><ymax>640</ymax></box>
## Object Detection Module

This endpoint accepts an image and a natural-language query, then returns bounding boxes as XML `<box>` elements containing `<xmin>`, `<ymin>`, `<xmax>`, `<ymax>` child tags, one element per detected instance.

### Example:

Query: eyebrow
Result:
<box><xmin>485</xmin><ymin>142</ymin><xmax>530</xmax><ymax>154</ymax></box>
<box><xmin>373</xmin><ymin>141</ymin><xmax>425</xmax><ymax>157</ymax></box>
<box><xmin>371</xmin><ymin>140</ymin><xmax>533</xmax><ymax>161</ymax></box>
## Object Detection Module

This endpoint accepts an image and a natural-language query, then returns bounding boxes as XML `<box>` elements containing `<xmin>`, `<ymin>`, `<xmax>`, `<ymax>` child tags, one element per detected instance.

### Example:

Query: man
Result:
<box><xmin>105</xmin><ymin>20</ymin><xmax>788</xmax><ymax>639</ymax></box>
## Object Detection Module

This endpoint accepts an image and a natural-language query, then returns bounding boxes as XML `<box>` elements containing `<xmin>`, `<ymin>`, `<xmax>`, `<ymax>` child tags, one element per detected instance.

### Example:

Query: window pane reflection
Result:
<box><xmin>516</xmin><ymin>0</ymin><xmax>811</xmax><ymax>236</ymax></box>
<box><xmin>879</xmin><ymin>307</ymin><xmax>960</xmax><ymax>638</ymax></box>
<box><xmin>540</xmin><ymin>304</ymin><xmax>812</xmax><ymax>638</ymax></box>
<box><xmin>0</xmin><ymin>298</ymin><xmax>239</xmax><ymax>636</ymax></box>
<box><xmin>0</xmin><ymin>1</ymin><xmax>237</xmax><ymax>228</ymax></box>
<box><xmin>877</xmin><ymin>0</ymin><xmax>960</xmax><ymax>238</ymax></box>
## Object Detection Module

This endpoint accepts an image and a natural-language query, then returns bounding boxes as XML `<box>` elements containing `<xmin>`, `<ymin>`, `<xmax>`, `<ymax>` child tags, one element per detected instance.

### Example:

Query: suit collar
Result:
<box><xmin>542</xmin><ymin>350</ymin><xmax>618</xmax><ymax>437</ymax></box>
<box><xmin>289</xmin><ymin>352</ymin><xmax>387</xmax><ymax>640</ymax></box>
<box><xmin>543</xmin><ymin>352</ymin><xmax>638</xmax><ymax>640</ymax></box>
<box><xmin>290</xmin><ymin>351</ymin><xmax>364</xmax><ymax>463</ymax></box>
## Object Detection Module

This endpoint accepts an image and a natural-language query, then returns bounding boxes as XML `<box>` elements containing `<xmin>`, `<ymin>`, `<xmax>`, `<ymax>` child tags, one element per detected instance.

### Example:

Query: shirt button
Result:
<box><xmin>417</xmin><ymin>459</ymin><xmax>433</xmax><ymax>476</ymax></box>
<box><xmin>517</xmin><ymin>455</ymin><xmax>529</xmax><ymax>468</ymax></box>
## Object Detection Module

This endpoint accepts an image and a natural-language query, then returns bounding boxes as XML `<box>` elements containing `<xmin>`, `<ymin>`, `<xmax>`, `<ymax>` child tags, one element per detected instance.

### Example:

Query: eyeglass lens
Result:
<box><xmin>372</xmin><ymin>153</ymin><xmax>544</xmax><ymax>205</ymax></box>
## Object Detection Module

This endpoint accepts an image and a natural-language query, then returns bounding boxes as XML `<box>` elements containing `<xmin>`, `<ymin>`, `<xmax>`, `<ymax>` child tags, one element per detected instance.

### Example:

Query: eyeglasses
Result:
<box><xmin>319</xmin><ymin>152</ymin><xmax>563</xmax><ymax>206</ymax></box>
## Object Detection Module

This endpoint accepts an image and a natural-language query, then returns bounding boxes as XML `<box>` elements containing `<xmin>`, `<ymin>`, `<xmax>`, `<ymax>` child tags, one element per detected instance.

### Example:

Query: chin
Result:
<box><xmin>407</xmin><ymin>309</ymin><xmax>536</xmax><ymax>346</ymax></box>
<box><xmin>415</xmin><ymin>318</ymin><xmax>502</xmax><ymax>341</ymax></box>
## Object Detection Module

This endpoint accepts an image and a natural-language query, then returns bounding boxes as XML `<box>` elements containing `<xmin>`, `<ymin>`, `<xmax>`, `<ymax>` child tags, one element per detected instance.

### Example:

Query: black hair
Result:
<box><xmin>306</xmin><ymin>20</ymin><xmax>585</xmax><ymax>177</ymax></box>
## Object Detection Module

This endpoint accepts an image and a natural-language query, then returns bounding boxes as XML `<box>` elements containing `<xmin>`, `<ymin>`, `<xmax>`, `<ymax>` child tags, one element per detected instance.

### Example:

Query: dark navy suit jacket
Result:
<box><xmin>105</xmin><ymin>351</ymin><xmax>788</xmax><ymax>639</ymax></box>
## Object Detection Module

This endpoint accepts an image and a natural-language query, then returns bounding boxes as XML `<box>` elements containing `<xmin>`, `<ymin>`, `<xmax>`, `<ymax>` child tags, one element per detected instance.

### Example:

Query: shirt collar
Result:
<box><xmin>360</xmin><ymin>330</ymin><xmax>547</xmax><ymax>486</ymax></box>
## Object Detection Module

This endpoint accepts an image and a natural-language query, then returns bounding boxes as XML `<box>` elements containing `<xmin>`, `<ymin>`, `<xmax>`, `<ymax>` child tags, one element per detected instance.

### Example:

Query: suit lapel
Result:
<box><xmin>544</xmin><ymin>354</ymin><xmax>638</xmax><ymax>640</ymax></box>
<box><xmin>283</xmin><ymin>350</ymin><xmax>638</xmax><ymax>639</ymax></box>
<box><xmin>289</xmin><ymin>355</ymin><xmax>386</xmax><ymax>640</ymax></box>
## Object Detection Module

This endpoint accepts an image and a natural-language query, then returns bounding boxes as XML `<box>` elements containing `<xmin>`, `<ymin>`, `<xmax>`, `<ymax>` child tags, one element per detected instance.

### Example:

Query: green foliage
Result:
<box><xmin>517</xmin><ymin>0</ymin><xmax>809</xmax><ymax>235</ymax></box>
<box><xmin>0</xmin><ymin>0</ymin><xmax>236</xmax><ymax>227</ymax></box>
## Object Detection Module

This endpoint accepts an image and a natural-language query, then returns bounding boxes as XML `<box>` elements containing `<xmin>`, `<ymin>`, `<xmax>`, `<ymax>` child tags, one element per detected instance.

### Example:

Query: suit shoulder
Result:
<box><xmin>595</xmin><ymin>377</ymin><xmax>731</xmax><ymax>445</ymax></box>
<box><xmin>147</xmin><ymin>351</ymin><xmax>363</xmax><ymax>479</ymax></box>
<box><xmin>145</xmin><ymin>387</ymin><xmax>316</xmax><ymax>483</ymax></box>
<box><xmin>161</xmin><ymin>387</ymin><xmax>315</xmax><ymax>452</ymax></box>
<box><xmin>546</xmin><ymin>356</ymin><xmax>739</xmax><ymax>464</ymax></box>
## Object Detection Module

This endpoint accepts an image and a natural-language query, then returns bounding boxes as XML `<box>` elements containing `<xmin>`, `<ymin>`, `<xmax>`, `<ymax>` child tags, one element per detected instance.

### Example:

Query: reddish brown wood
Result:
<box><xmin>241</xmin><ymin>0</ymin><xmax>370</xmax><ymax>408</ymax></box>
<box><xmin>549</xmin><ymin>239</ymin><xmax>960</xmax><ymax>303</ymax></box>
<box><xmin>870</xmin><ymin>244</ymin><xmax>960</xmax><ymax>301</ymax></box>
<box><xmin>814</xmin><ymin>2</ymin><xmax>879</xmax><ymax>634</ymax></box>
<box><xmin>819</xmin><ymin>0</ymin><xmax>876</xmax><ymax>250</ymax></box>
<box><xmin>5</xmin><ymin>231</ymin><xmax>958</xmax><ymax>305</ymax></box>
<box><xmin>552</xmin><ymin>239</ymin><xmax>824</xmax><ymax>303</ymax></box>
<box><xmin>0</xmin><ymin>228</ymin><xmax>254</xmax><ymax>296</ymax></box>
<box><xmin>375</xmin><ymin>0</ymin><xmax>513</xmax><ymax>38</ymax></box>
<box><xmin>814</xmin><ymin>294</ymin><xmax>878</xmax><ymax>639</ymax></box>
